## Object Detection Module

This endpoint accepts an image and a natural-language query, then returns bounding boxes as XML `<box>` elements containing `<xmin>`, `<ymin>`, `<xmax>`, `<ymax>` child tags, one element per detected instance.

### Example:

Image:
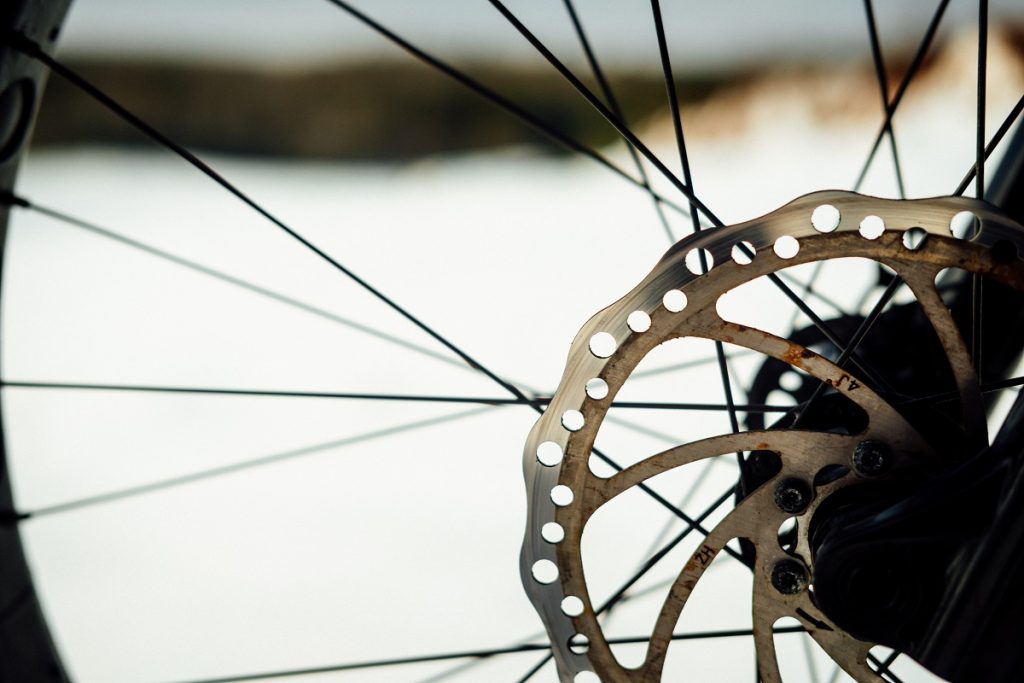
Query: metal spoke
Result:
<box><xmin>976</xmin><ymin>0</ymin><xmax>989</xmax><ymax>201</ymax></box>
<box><xmin>596</xmin><ymin>485</ymin><xmax>737</xmax><ymax>615</ymax></box>
<box><xmin>484</xmin><ymin>0</ymin><xmax>723</xmax><ymax>225</ymax></box>
<box><xmin>313</xmin><ymin>0</ymin><xmax>695</xmax><ymax>220</ymax></box>
<box><xmin>853</xmin><ymin>0</ymin><xmax>951</xmax><ymax>192</ymax></box>
<box><xmin>768</xmin><ymin>271</ymin><xmax>891</xmax><ymax>391</ymax></box>
<box><xmin>972</xmin><ymin>0</ymin><xmax>989</xmax><ymax>376</ymax></box>
<box><xmin>863</xmin><ymin>0</ymin><xmax>907</xmax><ymax>198</ymax></box>
<box><xmin>868</xmin><ymin>651</ymin><xmax>906</xmax><ymax>683</ymax></box>
<box><xmin>1</xmin><ymin>380</ymin><xmax>794</xmax><ymax>413</ymax></box>
<box><xmin>562</xmin><ymin>0</ymin><xmax>676</xmax><ymax>242</ymax></box>
<box><xmin>514</xmin><ymin>654</ymin><xmax>551</xmax><ymax>683</ymax></box>
<box><xmin>323</xmin><ymin>3</ymin><xmax>883</xmax><ymax>395</ymax></box>
<box><xmin>648</xmin><ymin>0</ymin><xmax>743</xmax><ymax>466</ymax></box>
<box><xmin>875</xmin><ymin>650</ymin><xmax>901</xmax><ymax>680</ymax></box>
<box><xmin>2</xmin><ymin>193</ymin><xmax>474</xmax><ymax>376</ymax></box>
<box><xmin>650</xmin><ymin>0</ymin><xmax>700</xmax><ymax>226</ymax></box>
<box><xmin>12</xmin><ymin>406</ymin><xmax>496</xmax><ymax>521</ymax></box>
<box><xmin>794</xmin><ymin>276</ymin><xmax>904</xmax><ymax>427</ymax></box>
<box><xmin>163</xmin><ymin>642</ymin><xmax>552</xmax><ymax>683</ymax></box>
<box><xmin>4</xmin><ymin>35</ymin><xmax>535</xmax><ymax>408</ymax></box>
<box><xmin>898</xmin><ymin>374</ymin><xmax>1024</xmax><ymax>407</ymax></box>
<box><xmin>513</xmin><ymin>625</ymin><xmax>805</xmax><ymax>683</ymax></box>
<box><xmin>954</xmin><ymin>92</ymin><xmax>1024</xmax><ymax>196</ymax></box>
<box><xmin>2</xmin><ymin>36</ymin><xmax>716</xmax><ymax>532</ymax></box>
<box><xmin>634</xmin><ymin>458</ymin><xmax>722</xmax><ymax>562</ymax></box>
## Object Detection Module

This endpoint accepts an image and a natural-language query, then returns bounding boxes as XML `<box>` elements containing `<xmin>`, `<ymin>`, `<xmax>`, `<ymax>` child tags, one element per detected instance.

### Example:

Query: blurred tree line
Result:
<box><xmin>33</xmin><ymin>59</ymin><xmax>726</xmax><ymax>160</ymax></box>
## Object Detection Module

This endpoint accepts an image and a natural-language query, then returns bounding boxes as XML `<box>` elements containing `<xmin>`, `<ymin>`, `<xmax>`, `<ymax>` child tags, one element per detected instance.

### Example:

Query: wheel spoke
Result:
<box><xmin>793</xmin><ymin>276</ymin><xmax>904</xmax><ymax>427</ymax></box>
<box><xmin>484</xmin><ymin>0</ymin><xmax>723</xmax><ymax>225</ymax></box>
<box><xmin>853</xmin><ymin>0</ymin><xmax>951</xmax><ymax>192</ymax></box>
<box><xmin>898</xmin><ymin>374</ymin><xmax>1024</xmax><ymax>407</ymax></box>
<box><xmin>1</xmin><ymin>380</ymin><xmax>794</xmax><ymax>413</ymax></box>
<box><xmin>650</xmin><ymin>0</ymin><xmax>701</xmax><ymax>228</ymax></box>
<box><xmin>513</xmin><ymin>654</ymin><xmax>552</xmax><ymax>683</ymax></box>
<box><xmin>648</xmin><ymin>0</ymin><xmax>744</xmax><ymax>466</ymax></box>
<box><xmin>316</xmin><ymin>0</ymin><xmax>696</xmax><ymax>220</ymax></box>
<box><xmin>161</xmin><ymin>642</ymin><xmax>553</xmax><ymax>683</ymax></box>
<box><xmin>8</xmin><ymin>35</ymin><xmax>709</xmax><ymax>527</ymax></box>
<box><xmin>5</xmin><ymin>35</ymin><xmax>537</xmax><ymax>407</ymax></box>
<box><xmin>766</xmin><ymin>271</ymin><xmax>892</xmax><ymax>391</ymax></box>
<box><xmin>972</xmin><ymin>0</ymin><xmax>989</xmax><ymax>376</ymax></box>
<box><xmin>862</xmin><ymin>0</ymin><xmax>907</xmax><ymax>198</ymax></box>
<box><xmin>562</xmin><ymin>0</ymin><xmax>676</xmax><ymax>242</ymax></box>
<box><xmin>875</xmin><ymin>650</ymin><xmax>902</xmax><ymax>680</ymax></box>
<box><xmin>868</xmin><ymin>652</ymin><xmax>907</xmax><ymax>683</ymax></box>
<box><xmin>595</xmin><ymin>485</ymin><xmax>739</xmax><ymax>615</ymax></box>
<box><xmin>512</xmin><ymin>626</ymin><xmax>806</xmax><ymax>683</ymax></box>
<box><xmin>976</xmin><ymin>0</ymin><xmax>989</xmax><ymax>201</ymax></box>
<box><xmin>14</xmin><ymin>406</ymin><xmax>497</xmax><ymax>520</ymax></box>
<box><xmin>2</xmin><ymin>194</ymin><xmax>476</xmax><ymax>376</ymax></box>
<box><xmin>954</xmin><ymin>91</ymin><xmax>1024</xmax><ymax>196</ymax></box>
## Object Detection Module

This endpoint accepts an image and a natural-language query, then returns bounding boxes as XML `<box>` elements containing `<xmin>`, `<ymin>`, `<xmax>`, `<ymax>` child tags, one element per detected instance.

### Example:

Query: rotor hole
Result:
<box><xmin>811</xmin><ymin>204</ymin><xmax>840</xmax><ymax>232</ymax></box>
<box><xmin>536</xmin><ymin>441</ymin><xmax>563</xmax><ymax>467</ymax></box>
<box><xmin>569</xmin><ymin>634</ymin><xmax>591</xmax><ymax>655</ymax></box>
<box><xmin>685</xmin><ymin>247</ymin><xmax>714</xmax><ymax>275</ymax></box>
<box><xmin>561</xmin><ymin>595</ymin><xmax>585</xmax><ymax>617</ymax></box>
<box><xmin>574</xmin><ymin>672</ymin><xmax>599</xmax><ymax>682</ymax></box>
<box><xmin>773</xmin><ymin>235</ymin><xmax>800</xmax><ymax>259</ymax></box>
<box><xmin>777</xmin><ymin>517</ymin><xmax>797</xmax><ymax>553</ymax></box>
<box><xmin>588</xmin><ymin>332</ymin><xmax>617</xmax><ymax>358</ymax></box>
<box><xmin>731</xmin><ymin>241</ymin><xmax>755</xmax><ymax>265</ymax></box>
<box><xmin>551</xmin><ymin>485</ymin><xmax>575</xmax><ymax>507</ymax></box>
<box><xmin>902</xmin><ymin>227</ymin><xmax>928</xmax><ymax>250</ymax></box>
<box><xmin>627</xmin><ymin>310</ymin><xmax>652</xmax><ymax>333</ymax></box>
<box><xmin>950</xmin><ymin>211</ymin><xmax>981</xmax><ymax>239</ymax></box>
<box><xmin>561</xmin><ymin>410</ymin><xmax>585</xmax><ymax>432</ymax></box>
<box><xmin>859</xmin><ymin>215</ymin><xmax>885</xmax><ymax>240</ymax></box>
<box><xmin>662</xmin><ymin>289</ymin><xmax>687</xmax><ymax>312</ymax></box>
<box><xmin>813</xmin><ymin>463</ymin><xmax>850</xmax><ymax>487</ymax></box>
<box><xmin>531</xmin><ymin>559</ymin><xmax>558</xmax><ymax>584</ymax></box>
<box><xmin>585</xmin><ymin>378</ymin><xmax>609</xmax><ymax>400</ymax></box>
<box><xmin>541</xmin><ymin>522</ymin><xmax>565</xmax><ymax>544</ymax></box>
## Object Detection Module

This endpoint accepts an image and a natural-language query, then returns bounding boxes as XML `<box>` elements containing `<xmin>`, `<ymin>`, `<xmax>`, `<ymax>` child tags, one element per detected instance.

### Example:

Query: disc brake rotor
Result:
<box><xmin>520</xmin><ymin>191</ymin><xmax>1024</xmax><ymax>682</ymax></box>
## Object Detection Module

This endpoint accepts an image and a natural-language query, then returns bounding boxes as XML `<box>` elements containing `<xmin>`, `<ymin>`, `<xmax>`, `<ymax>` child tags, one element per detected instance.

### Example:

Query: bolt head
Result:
<box><xmin>773</xmin><ymin>477</ymin><xmax>811</xmax><ymax>514</ymax></box>
<box><xmin>771</xmin><ymin>559</ymin><xmax>809</xmax><ymax>595</ymax></box>
<box><xmin>852</xmin><ymin>440</ymin><xmax>892</xmax><ymax>476</ymax></box>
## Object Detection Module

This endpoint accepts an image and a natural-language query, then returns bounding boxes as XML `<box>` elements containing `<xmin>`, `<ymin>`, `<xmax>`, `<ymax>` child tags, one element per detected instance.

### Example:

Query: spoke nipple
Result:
<box><xmin>771</xmin><ymin>559</ymin><xmax>809</xmax><ymax>595</ymax></box>
<box><xmin>773</xmin><ymin>477</ymin><xmax>812</xmax><ymax>514</ymax></box>
<box><xmin>852</xmin><ymin>440</ymin><xmax>892</xmax><ymax>476</ymax></box>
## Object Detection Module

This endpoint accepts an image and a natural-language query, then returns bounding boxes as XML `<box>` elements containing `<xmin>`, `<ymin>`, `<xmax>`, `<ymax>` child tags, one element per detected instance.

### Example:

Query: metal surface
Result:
<box><xmin>520</xmin><ymin>190</ymin><xmax>1024</xmax><ymax>682</ymax></box>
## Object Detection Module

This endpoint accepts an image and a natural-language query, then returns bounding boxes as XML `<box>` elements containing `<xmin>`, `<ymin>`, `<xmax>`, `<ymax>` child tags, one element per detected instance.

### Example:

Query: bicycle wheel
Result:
<box><xmin>2</xmin><ymin>1</ymin><xmax>1024</xmax><ymax>682</ymax></box>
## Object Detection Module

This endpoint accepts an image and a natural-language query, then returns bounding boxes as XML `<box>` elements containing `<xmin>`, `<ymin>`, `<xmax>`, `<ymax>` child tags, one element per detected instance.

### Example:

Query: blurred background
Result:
<box><xmin>6</xmin><ymin>1</ymin><xmax>1024</xmax><ymax>682</ymax></box>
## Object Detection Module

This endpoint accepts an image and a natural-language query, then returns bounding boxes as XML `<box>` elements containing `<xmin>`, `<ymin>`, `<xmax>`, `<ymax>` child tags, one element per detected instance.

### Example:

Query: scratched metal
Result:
<box><xmin>520</xmin><ymin>191</ymin><xmax>1024</xmax><ymax>682</ymax></box>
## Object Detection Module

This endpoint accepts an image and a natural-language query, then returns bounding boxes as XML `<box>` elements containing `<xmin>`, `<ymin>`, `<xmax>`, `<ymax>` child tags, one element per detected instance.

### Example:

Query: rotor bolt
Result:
<box><xmin>770</xmin><ymin>559</ymin><xmax>809</xmax><ymax>596</ymax></box>
<box><xmin>852</xmin><ymin>440</ymin><xmax>892</xmax><ymax>476</ymax></box>
<box><xmin>773</xmin><ymin>477</ymin><xmax>812</xmax><ymax>514</ymax></box>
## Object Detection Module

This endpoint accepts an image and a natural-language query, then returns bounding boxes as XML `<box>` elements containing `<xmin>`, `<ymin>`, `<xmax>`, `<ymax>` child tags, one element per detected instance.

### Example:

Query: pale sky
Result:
<box><xmin>56</xmin><ymin>0</ymin><xmax>1024</xmax><ymax>71</ymax></box>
